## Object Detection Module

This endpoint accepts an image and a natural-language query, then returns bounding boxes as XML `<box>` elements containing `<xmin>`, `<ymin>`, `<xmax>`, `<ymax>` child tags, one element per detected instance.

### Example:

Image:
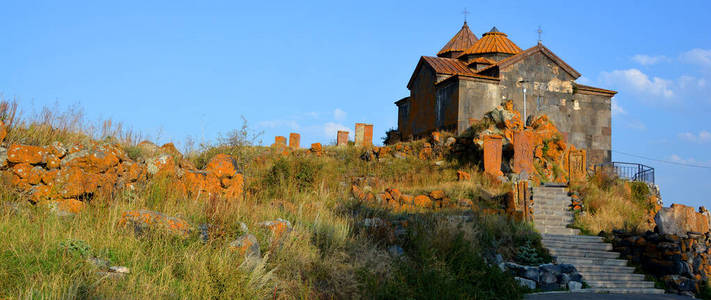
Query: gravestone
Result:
<box><xmin>274</xmin><ymin>136</ymin><xmax>286</xmax><ymax>147</ymax></box>
<box><xmin>568</xmin><ymin>149</ymin><xmax>586</xmax><ymax>183</ymax></box>
<box><xmin>513</xmin><ymin>131</ymin><xmax>535</xmax><ymax>176</ymax></box>
<box><xmin>355</xmin><ymin>123</ymin><xmax>373</xmax><ymax>147</ymax></box>
<box><xmin>288</xmin><ymin>133</ymin><xmax>300</xmax><ymax>149</ymax></box>
<box><xmin>337</xmin><ymin>131</ymin><xmax>349</xmax><ymax>146</ymax></box>
<box><xmin>483</xmin><ymin>135</ymin><xmax>503</xmax><ymax>177</ymax></box>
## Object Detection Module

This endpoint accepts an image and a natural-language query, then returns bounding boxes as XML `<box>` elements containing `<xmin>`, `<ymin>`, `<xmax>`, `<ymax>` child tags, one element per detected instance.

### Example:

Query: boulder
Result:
<box><xmin>456</xmin><ymin>170</ymin><xmax>471</xmax><ymax>181</ymax></box>
<box><xmin>260</xmin><ymin>218</ymin><xmax>292</xmax><ymax>241</ymax></box>
<box><xmin>568</xmin><ymin>281</ymin><xmax>582</xmax><ymax>291</ymax></box>
<box><xmin>145</xmin><ymin>154</ymin><xmax>176</xmax><ymax>177</ymax></box>
<box><xmin>514</xmin><ymin>277</ymin><xmax>536</xmax><ymax>290</ymax></box>
<box><xmin>117</xmin><ymin>209</ymin><xmax>192</xmax><ymax>236</ymax></box>
<box><xmin>205</xmin><ymin>154</ymin><xmax>239</xmax><ymax>179</ymax></box>
<box><xmin>413</xmin><ymin>195</ymin><xmax>433</xmax><ymax>208</ymax></box>
<box><xmin>655</xmin><ymin>204</ymin><xmax>709</xmax><ymax>235</ymax></box>
<box><xmin>7</xmin><ymin>144</ymin><xmax>46</xmax><ymax>164</ymax></box>
<box><xmin>229</xmin><ymin>234</ymin><xmax>261</xmax><ymax>258</ymax></box>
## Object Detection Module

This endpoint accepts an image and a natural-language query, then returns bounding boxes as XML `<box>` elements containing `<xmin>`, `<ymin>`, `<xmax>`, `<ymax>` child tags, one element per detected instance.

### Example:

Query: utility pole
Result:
<box><xmin>519</xmin><ymin>80</ymin><xmax>529</xmax><ymax>126</ymax></box>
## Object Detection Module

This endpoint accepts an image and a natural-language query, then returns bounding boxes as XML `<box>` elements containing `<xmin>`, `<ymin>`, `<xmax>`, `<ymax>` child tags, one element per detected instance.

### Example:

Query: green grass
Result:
<box><xmin>0</xmin><ymin>103</ymin><xmax>540</xmax><ymax>298</ymax></box>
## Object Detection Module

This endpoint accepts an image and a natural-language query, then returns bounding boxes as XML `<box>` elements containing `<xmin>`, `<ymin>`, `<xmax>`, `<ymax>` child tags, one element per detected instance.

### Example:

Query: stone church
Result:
<box><xmin>395</xmin><ymin>22</ymin><xmax>616</xmax><ymax>165</ymax></box>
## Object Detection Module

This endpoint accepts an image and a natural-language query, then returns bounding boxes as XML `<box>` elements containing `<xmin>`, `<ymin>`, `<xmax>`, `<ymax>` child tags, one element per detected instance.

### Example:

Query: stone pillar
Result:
<box><xmin>354</xmin><ymin>123</ymin><xmax>373</xmax><ymax>147</ymax></box>
<box><xmin>513</xmin><ymin>131</ymin><xmax>535</xmax><ymax>176</ymax></box>
<box><xmin>288</xmin><ymin>133</ymin><xmax>300</xmax><ymax>149</ymax></box>
<box><xmin>568</xmin><ymin>149</ymin><xmax>587</xmax><ymax>183</ymax></box>
<box><xmin>483</xmin><ymin>135</ymin><xmax>503</xmax><ymax>177</ymax></box>
<box><xmin>337</xmin><ymin>131</ymin><xmax>349</xmax><ymax>146</ymax></box>
<box><xmin>274</xmin><ymin>136</ymin><xmax>286</xmax><ymax>147</ymax></box>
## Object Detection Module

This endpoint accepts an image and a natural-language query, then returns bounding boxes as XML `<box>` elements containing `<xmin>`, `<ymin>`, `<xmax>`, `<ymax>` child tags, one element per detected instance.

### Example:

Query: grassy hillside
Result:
<box><xmin>0</xmin><ymin>101</ymin><xmax>545</xmax><ymax>299</ymax></box>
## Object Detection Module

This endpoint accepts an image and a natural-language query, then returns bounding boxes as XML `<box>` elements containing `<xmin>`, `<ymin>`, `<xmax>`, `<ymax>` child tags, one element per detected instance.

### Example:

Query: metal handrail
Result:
<box><xmin>594</xmin><ymin>162</ymin><xmax>655</xmax><ymax>185</ymax></box>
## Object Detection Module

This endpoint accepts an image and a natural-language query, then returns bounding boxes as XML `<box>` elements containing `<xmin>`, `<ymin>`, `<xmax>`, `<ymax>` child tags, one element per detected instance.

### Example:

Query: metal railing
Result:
<box><xmin>593</xmin><ymin>162</ymin><xmax>655</xmax><ymax>185</ymax></box>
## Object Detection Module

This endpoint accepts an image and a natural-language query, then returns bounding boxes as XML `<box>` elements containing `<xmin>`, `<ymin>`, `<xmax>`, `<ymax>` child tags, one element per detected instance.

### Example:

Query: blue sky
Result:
<box><xmin>2</xmin><ymin>0</ymin><xmax>710</xmax><ymax>208</ymax></box>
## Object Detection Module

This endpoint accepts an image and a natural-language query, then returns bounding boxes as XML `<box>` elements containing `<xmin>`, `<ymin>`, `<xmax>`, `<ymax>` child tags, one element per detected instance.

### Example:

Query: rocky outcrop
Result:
<box><xmin>505</xmin><ymin>262</ymin><xmax>583</xmax><ymax>291</ymax></box>
<box><xmin>117</xmin><ymin>209</ymin><xmax>192</xmax><ymax>236</ymax></box>
<box><xmin>655</xmin><ymin>204</ymin><xmax>709</xmax><ymax>236</ymax></box>
<box><xmin>0</xmin><ymin>140</ymin><xmax>244</xmax><ymax>214</ymax></box>
<box><xmin>608</xmin><ymin>229</ymin><xmax>711</xmax><ymax>296</ymax></box>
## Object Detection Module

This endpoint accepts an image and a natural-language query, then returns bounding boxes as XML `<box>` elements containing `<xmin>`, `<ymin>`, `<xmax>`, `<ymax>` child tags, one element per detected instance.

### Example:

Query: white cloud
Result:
<box><xmin>625</xmin><ymin>119</ymin><xmax>646</xmax><ymax>131</ymax></box>
<box><xmin>678</xmin><ymin>130</ymin><xmax>711</xmax><ymax>143</ymax></box>
<box><xmin>333</xmin><ymin>108</ymin><xmax>347</xmax><ymax>121</ymax></box>
<box><xmin>599</xmin><ymin>68</ymin><xmax>674</xmax><ymax>99</ymax></box>
<box><xmin>680</xmin><ymin>48</ymin><xmax>711</xmax><ymax>69</ymax></box>
<box><xmin>632</xmin><ymin>54</ymin><xmax>668</xmax><ymax>66</ymax></box>
<box><xmin>323</xmin><ymin>122</ymin><xmax>349</xmax><ymax>138</ymax></box>
<box><xmin>576</xmin><ymin>76</ymin><xmax>592</xmax><ymax>85</ymax></box>
<box><xmin>611</xmin><ymin>98</ymin><xmax>626</xmax><ymax>116</ymax></box>
<box><xmin>257</xmin><ymin>120</ymin><xmax>300</xmax><ymax>130</ymax></box>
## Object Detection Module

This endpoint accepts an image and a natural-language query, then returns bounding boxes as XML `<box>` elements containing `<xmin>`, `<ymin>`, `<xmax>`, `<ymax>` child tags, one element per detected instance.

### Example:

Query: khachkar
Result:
<box><xmin>483</xmin><ymin>135</ymin><xmax>503</xmax><ymax>177</ymax></box>
<box><xmin>568</xmin><ymin>149</ymin><xmax>586</xmax><ymax>183</ymax></box>
<box><xmin>337</xmin><ymin>131</ymin><xmax>349</xmax><ymax>146</ymax></box>
<box><xmin>513</xmin><ymin>131</ymin><xmax>535</xmax><ymax>175</ymax></box>
<box><xmin>288</xmin><ymin>133</ymin><xmax>300</xmax><ymax>149</ymax></box>
<box><xmin>354</xmin><ymin>123</ymin><xmax>373</xmax><ymax>147</ymax></box>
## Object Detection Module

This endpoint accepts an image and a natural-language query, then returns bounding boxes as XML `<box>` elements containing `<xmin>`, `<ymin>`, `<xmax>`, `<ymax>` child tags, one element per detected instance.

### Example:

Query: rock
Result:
<box><xmin>0</xmin><ymin>120</ymin><xmax>6</xmax><ymax>143</ymax></box>
<box><xmin>429</xmin><ymin>190</ymin><xmax>446</xmax><ymax>200</ymax></box>
<box><xmin>137</xmin><ymin>140</ymin><xmax>160</xmax><ymax>157</ymax></box>
<box><xmin>309</xmin><ymin>143</ymin><xmax>323</xmax><ymax>156</ymax></box>
<box><xmin>568</xmin><ymin>281</ymin><xmax>582</xmax><ymax>291</ymax></box>
<box><xmin>363</xmin><ymin>217</ymin><xmax>385</xmax><ymax>228</ymax></box>
<box><xmin>522</xmin><ymin>266</ymin><xmax>540</xmax><ymax>282</ymax></box>
<box><xmin>540</xmin><ymin>263</ymin><xmax>562</xmax><ymax>276</ymax></box>
<box><xmin>205</xmin><ymin>154</ymin><xmax>239</xmax><ymax>179</ymax></box>
<box><xmin>260</xmin><ymin>218</ymin><xmax>292</xmax><ymax>241</ymax></box>
<box><xmin>0</xmin><ymin>147</ymin><xmax>7</xmax><ymax>168</ymax></box>
<box><xmin>456</xmin><ymin>170</ymin><xmax>471</xmax><ymax>181</ymax></box>
<box><xmin>7</xmin><ymin>144</ymin><xmax>46</xmax><ymax>164</ymax></box>
<box><xmin>48</xmin><ymin>199</ymin><xmax>86</xmax><ymax>216</ymax></box>
<box><xmin>229</xmin><ymin>234</ymin><xmax>261</xmax><ymax>258</ymax></box>
<box><xmin>514</xmin><ymin>277</ymin><xmax>536</xmax><ymax>290</ymax></box>
<box><xmin>145</xmin><ymin>154</ymin><xmax>176</xmax><ymax>177</ymax></box>
<box><xmin>117</xmin><ymin>209</ymin><xmax>192</xmax><ymax>236</ymax></box>
<box><xmin>655</xmin><ymin>204</ymin><xmax>709</xmax><ymax>236</ymax></box>
<box><xmin>558</xmin><ymin>273</ymin><xmax>571</xmax><ymax>285</ymax></box>
<box><xmin>159</xmin><ymin>143</ymin><xmax>183</xmax><ymax>159</ymax></box>
<box><xmin>413</xmin><ymin>195</ymin><xmax>433</xmax><ymax>208</ymax></box>
<box><xmin>109</xmin><ymin>266</ymin><xmax>130</xmax><ymax>274</ymax></box>
<box><xmin>445</xmin><ymin>137</ymin><xmax>456</xmax><ymax>147</ymax></box>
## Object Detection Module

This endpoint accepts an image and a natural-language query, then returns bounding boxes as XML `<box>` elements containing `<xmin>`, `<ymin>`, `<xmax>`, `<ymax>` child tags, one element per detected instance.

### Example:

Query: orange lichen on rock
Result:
<box><xmin>456</xmin><ymin>170</ymin><xmax>471</xmax><ymax>181</ymax></box>
<box><xmin>414</xmin><ymin>195</ymin><xmax>433</xmax><ymax>208</ymax></box>
<box><xmin>260</xmin><ymin>219</ymin><xmax>292</xmax><ymax>242</ymax></box>
<box><xmin>205</xmin><ymin>154</ymin><xmax>239</xmax><ymax>179</ymax></box>
<box><xmin>117</xmin><ymin>209</ymin><xmax>192</xmax><ymax>236</ymax></box>
<box><xmin>0</xmin><ymin>120</ymin><xmax>6</xmax><ymax>143</ymax></box>
<box><xmin>309</xmin><ymin>143</ymin><xmax>323</xmax><ymax>157</ymax></box>
<box><xmin>7</xmin><ymin>144</ymin><xmax>46</xmax><ymax>164</ymax></box>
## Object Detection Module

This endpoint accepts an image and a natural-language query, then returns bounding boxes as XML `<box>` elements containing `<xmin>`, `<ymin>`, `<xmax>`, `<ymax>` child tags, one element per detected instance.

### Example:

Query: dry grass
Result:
<box><xmin>571</xmin><ymin>172</ymin><xmax>656</xmax><ymax>235</ymax></box>
<box><xmin>0</xmin><ymin>102</ymin><xmax>537</xmax><ymax>299</ymax></box>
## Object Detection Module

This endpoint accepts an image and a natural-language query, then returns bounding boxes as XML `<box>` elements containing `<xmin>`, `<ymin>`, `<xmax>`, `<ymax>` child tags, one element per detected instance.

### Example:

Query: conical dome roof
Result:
<box><xmin>463</xmin><ymin>27</ymin><xmax>522</xmax><ymax>55</ymax></box>
<box><xmin>437</xmin><ymin>22</ymin><xmax>479</xmax><ymax>57</ymax></box>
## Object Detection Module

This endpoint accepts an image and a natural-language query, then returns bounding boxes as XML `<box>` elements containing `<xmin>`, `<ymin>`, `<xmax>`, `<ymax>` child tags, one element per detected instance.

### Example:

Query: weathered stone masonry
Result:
<box><xmin>395</xmin><ymin>23</ymin><xmax>616</xmax><ymax>166</ymax></box>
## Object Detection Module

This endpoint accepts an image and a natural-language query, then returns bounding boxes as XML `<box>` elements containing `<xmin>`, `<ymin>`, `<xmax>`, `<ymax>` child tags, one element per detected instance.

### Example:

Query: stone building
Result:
<box><xmin>395</xmin><ymin>22</ymin><xmax>616</xmax><ymax>165</ymax></box>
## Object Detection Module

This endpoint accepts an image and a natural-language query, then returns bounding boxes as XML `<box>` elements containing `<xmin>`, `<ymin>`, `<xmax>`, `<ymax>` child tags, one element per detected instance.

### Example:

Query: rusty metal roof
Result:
<box><xmin>468</xmin><ymin>57</ymin><xmax>496</xmax><ymax>65</ymax></box>
<box><xmin>422</xmin><ymin>56</ymin><xmax>477</xmax><ymax>76</ymax></box>
<box><xmin>437</xmin><ymin>22</ymin><xmax>479</xmax><ymax>57</ymax></box>
<box><xmin>463</xmin><ymin>27</ymin><xmax>522</xmax><ymax>55</ymax></box>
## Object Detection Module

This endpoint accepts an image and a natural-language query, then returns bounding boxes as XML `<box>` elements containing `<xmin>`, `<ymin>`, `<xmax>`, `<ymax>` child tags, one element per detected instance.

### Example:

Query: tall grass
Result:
<box><xmin>0</xmin><ymin>102</ymin><xmax>538</xmax><ymax>299</ymax></box>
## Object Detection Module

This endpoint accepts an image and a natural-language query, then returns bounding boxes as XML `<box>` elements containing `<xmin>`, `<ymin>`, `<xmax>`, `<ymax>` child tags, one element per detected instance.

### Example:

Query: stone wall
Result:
<box><xmin>608</xmin><ymin>230</ymin><xmax>711</xmax><ymax>296</ymax></box>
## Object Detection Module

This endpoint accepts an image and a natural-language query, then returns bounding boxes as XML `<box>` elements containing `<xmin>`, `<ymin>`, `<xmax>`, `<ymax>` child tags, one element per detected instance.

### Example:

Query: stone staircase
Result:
<box><xmin>532</xmin><ymin>186</ymin><xmax>665</xmax><ymax>294</ymax></box>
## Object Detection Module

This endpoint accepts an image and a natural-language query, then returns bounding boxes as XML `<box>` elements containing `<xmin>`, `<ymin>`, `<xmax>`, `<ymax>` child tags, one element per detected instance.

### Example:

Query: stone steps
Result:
<box><xmin>581</xmin><ymin>272</ymin><xmax>646</xmax><ymax>281</ymax></box>
<box><xmin>542</xmin><ymin>241</ymin><xmax>612</xmax><ymax>251</ymax></box>
<box><xmin>555</xmin><ymin>256</ymin><xmax>629</xmax><ymax>266</ymax></box>
<box><xmin>532</xmin><ymin>186</ymin><xmax>664</xmax><ymax>294</ymax></box>
<box><xmin>585</xmin><ymin>280</ymin><xmax>655</xmax><ymax>288</ymax></box>
<box><xmin>572</xmin><ymin>264</ymin><xmax>637</xmax><ymax>273</ymax></box>
<box><xmin>541</xmin><ymin>234</ymin><xmax>603</xmax><ymax>242</ymax></box>
<box><xmin>548</xmin><ymin>248</ymin><xmax>620</xmax><ymax>259</ymax></box>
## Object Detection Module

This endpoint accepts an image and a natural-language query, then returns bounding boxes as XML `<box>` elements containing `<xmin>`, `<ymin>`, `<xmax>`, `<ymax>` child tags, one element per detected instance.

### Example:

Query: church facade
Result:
<box><xmin>395</xmin><ymin>23</ymin><xmax>616</xmax><ymax>165</ymax></box>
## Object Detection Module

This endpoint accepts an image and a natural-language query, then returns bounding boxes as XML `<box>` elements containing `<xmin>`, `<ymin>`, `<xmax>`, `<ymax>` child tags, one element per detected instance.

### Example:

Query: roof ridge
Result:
<box><xmin>437</xmin><ymin>22</ymin><xmax>479</xmax><ymax>56</ymax></box>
